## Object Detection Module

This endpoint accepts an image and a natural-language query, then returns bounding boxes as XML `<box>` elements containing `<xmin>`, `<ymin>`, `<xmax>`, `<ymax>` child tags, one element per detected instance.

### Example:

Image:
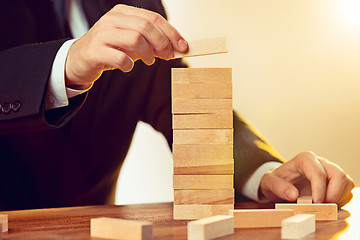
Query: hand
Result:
<box><xmin>65</xmin><ymin>4</ymin><xmax>188</xmax><ymax>88</ymax></box>
<box><xmin>259</xmin><ymin>151</ymin><xmax>355</xmax><ymax>207</ymax></box>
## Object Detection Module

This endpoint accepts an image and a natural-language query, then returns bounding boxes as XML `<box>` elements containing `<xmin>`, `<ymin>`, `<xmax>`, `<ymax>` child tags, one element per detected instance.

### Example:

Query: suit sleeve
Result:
<box><xmin>0</xmin><ymin>41</ymin><xmax>86</xmax><ymax>135</ymax></box>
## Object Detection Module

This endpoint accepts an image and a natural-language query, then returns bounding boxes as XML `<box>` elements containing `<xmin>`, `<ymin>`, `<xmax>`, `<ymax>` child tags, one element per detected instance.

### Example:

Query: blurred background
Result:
<box><xmin>115</xmin><ymin>0</ymin><xmax>360</xmax><ymax>205</ymax></box>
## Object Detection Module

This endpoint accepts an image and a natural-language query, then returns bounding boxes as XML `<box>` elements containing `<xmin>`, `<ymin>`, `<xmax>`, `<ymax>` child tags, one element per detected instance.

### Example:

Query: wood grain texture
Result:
<box><xmin>275</xmin><ymin>203</ymin><xmax>338</xmax><ymax>220</ymax></box>
<box><xmin>174</xmin><ymin>163</ymin><xmax>233</xmax><ymax>175</ymax></box>
<box><xmin>0</xmin><ymin>214</ymin><xmax>8</xmax><ymax>232</ymax></box>
<box><xmin>173</xmin><ymin>204</ymin><xmax>234</xmax><ymax>220</ymax></box>
<box><xmin>187</xmin><ymin>215</ymin><xmax>234</xmax><ymax>240</ymax></box>
<box><xmin>172</xmin><ymin>82</ymin><xmax>232</xmax><ymax>99</ymax></box>
<box><xmin>281</xmin><ymin>214</ymin><xmax>315</xmax><ymax>239</ymax></box>
<box><xmin>173</xmin><ymin>144</ymin><xmax>233</xmax><ymax>161</ymax></box>
<box><xmin>173</xmin><ymin>129</ymin><xmax>233</xmax><ymax>144</ymax></box>
<box><xmin>173</xmin><ymin>175</ymin><xmax>233</xmax><ymax>190</ymax></box>
<box><xmin>172</xmin><ymin>98</ymin><xmax>232</xmax><ymax>114</ymax></box>
<box><xmin>172</xmin><ymin>37</ymin><xmax>228</xmax><ymax>59</ymax></box>
<box><xmin>172</xmin><ymin>68</ymin><xmax>232</xmax><ymax>83</ymax></box>
<box><xmin>172</xmin><ymin>113</ymin><xmax>233</xmax><ymax>129</ymax></box>
<box><xmin>91</xmin><ymin>217</ymin><xmax>152</xmax><ymax>240</ymax></box>
<box><xmin>174</xmin><ymin>189</ymin><xmax>234</xmax><ymax>205</ymax></box>
<box><xmin>230</xmin><ymin>209</ymin><xmax>295</xmax><ymax>228</ymax></box>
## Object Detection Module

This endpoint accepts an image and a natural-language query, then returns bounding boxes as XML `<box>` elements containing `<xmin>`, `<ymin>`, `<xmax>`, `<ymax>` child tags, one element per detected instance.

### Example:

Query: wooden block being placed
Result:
<box><xmin>90</xmin><ymin>217</ymin><xmax>152</xmax><ymax>240</ymax></box>
<box><xmin>173</xmin><ymin>175</ymin><xmax>233</xmax><ymax>190</ymax></box>
<box><xmin>229</xmin><ymin>209</ymin><xmax>294</xmax><ymax>228</ymax></box>
<box><xmin>172</xmin><ymin>82</ymin><xmax>232</xmax><ymax>99</ymax></box>
<box><xmin>281</xmin><ymin>214</ymin><xmax>315</xmax><ymax>239</ymax></box>
<box><xmin>0</xmin><ymin>214</ymin><xmax>8</xmax><ymax>232</ymax></box>
<box><xmin>172</xmin><ymin>98</ymin><xmax>232</xmax><ymax>114</ymax></box>
<box><xmin>174</xmin><ymin>204</ymin><xmax>234</xmax><ymax>220</ymax></box>
<box><xmin>173</xmin><ymin>129</ymin><xmax>233</xmax><ymax>145</ymax></box>
<box><xmin>172</xmin><ymin>37</ymin><xmax>228</xmax><ymax>59</ymax></box>
<box><xmin>188</xmin><ymin>215</ymin><xmax>234</xmax><ymax>240</ymax></box>
<box><xmin>174</xmin><ymin>189</ymin><xmax>234</xmax><ymax>205</ymax></box>
<box><xmin>172</xmin><ymin>68</ymin><xmax>232</xmax><ymax>84</ymax></box>
<box><xmin>173</xmin><ymin>144</ymin><xmax>233</xmax><ymax>162</ymax></box>
<box><xmin>172</xmin><ymin>112</ymin><xmax>233</xmax><ymax>129</ymax></box>
<box><xmin>297</xmin><ymin>196</ymin><xmax>312</xmax><ymax>204</ymax></box>
<box><xmin>275</xmin><ymin>203</ymin><xmax>338</xmax><ymax>220</ymax></box>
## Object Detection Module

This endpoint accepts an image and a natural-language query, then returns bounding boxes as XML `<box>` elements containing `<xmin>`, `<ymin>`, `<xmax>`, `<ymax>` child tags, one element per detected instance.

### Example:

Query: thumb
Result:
<box><xmin>260</xmin><ymin>172</ymin><xmax>299</xmax><ymax>202</ymax></box>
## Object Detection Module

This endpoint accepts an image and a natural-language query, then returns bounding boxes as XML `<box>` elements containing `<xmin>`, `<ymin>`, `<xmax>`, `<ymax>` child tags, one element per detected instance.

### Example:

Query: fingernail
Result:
<box><xmin>285</xmin><ymin>189</ymin><xmax>297</xmax><ymax>201</ymax></box>
<box><xmin>178</xmin><ymin>38</ymin><xmax>188</xmax><ymax>52</ymax></box>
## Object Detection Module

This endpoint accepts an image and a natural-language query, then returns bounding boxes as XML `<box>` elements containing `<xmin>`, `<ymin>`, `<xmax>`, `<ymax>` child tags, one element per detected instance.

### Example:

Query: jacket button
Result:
<box><xmin>12</xmin><ymin>101</ymin><xmax>21</xmax><ymax>112</ymax></box>
<box><xmin>2</xmin><ymin>103</ymin><xmax>12</xmax><ymax>114</ymax></box>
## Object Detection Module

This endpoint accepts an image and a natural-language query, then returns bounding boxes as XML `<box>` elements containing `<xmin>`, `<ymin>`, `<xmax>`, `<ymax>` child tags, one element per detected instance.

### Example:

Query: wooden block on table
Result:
<box><xmin>172</xmin><ymin>98</ymin><xmax>232</xmax><ymax>114</ymax></box>
<box><xmin>174</xmin><ymin>204</ymin><xmax>234</xmax><ymax>220</ymax></box>
<box><xmin>275</xmin><ymin>203</ymin><xmax>338</xmax><ymax>220</ymax></box>
<box><xmin>297</xmin><ymin>196</ymin><xmax>312</xmax><ymax>204</ymax></box>
<box><xmin>172</xmin><ymin>37</ymin><xmax>228</xmax><ymax>59</ymax></box>
<box><xmin>173</xmin><ymin>144</ymin><xmax>233</xmax><ymax>161</ymax></box>
<box><xmin>281</xmin><ymin>214</ymin><xmax>315</xmax><ymax>239</ymax></box>
<box><xmin>173</xmin><ymin>175</ymin><xmax>233</xmax><ymax>190</ymax></box>
<box><xmin>173</xmin><ymin>129</ymin><xmax>233</xmax><ymax>145</ymax></box>
<box><xmin>172</xmin><ymin>112</ymin><xmax>233</xmax><ymax>129</ymax></box>
<box><xmin>172</xmin><ymin>68</ymin><xmax>232</xmax><ymax>84</ymax></box>
<box><xmin>229</xmin><ymin>209</ymin><xmax>294</xmax><ymax>228</ymax></box>
<box><xmin>90</xmin><ymin>217</ymin><xmax>152</xmax><ymax>240</ymax></box>
<box><xmin>172</xmin><ymin>82</ymin><xmax>232</xmax><ymax>99</ymax></box>
<box><xmin>174</xmin><ymin>189</ymin><xmax>234</xmax><ymax>205</ymax></box>
<box><xmin>0</xmin><ymin>214</ymin><xmax>8</xmax><ymax>232</ymax></box>
<box><xmin>188</xmin><ymin>215</ymin><xmax>234</xmax><ymax>240</ymax></box>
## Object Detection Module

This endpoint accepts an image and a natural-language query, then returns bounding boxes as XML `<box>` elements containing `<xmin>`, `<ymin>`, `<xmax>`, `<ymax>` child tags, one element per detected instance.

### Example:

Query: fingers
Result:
<box><xmin>260</xmin><ymin>170</ymin><xmax>299</xmax><ymax>202</ymax></box>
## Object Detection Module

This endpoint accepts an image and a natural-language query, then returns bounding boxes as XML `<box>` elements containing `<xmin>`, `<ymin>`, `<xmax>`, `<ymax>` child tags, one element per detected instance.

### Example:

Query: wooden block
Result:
<box><xmin>172</xmin><ymin>37</ymin><xmax>228</xmax><ymax>59</ymax></box>
<box><xmin>173</xmin><ymin>175</ymin><xmax>233</xmax><ymax>190</ymax></box>
<box><xmin>275</xmin><ymin>203</ymin><xmax>338</xmax><ymax>220</ymax></box>
<box><xmin>173</xmin><ymin>144</ymin><xmax>233</xmax><ymax>161</ymax></box>
<box><xmin>281</xmin><ymin>214</ymin><xmax>315</xmax><ymax>239</ymax></box>
<box><xmin>174</xmin><ymin>204</ymin><xmax>234</xmax><ymax>220</ymax></box>
<box><xmin>297</xmin><ymin>196</ymin><xmax>312</xmax><ymax>204</ymax></box>
<box><xmin>172</xmin><ymin>82</ymin><xmax>232</xmax><ymax>99</ymax></box>
<box><xmin>174</xmin><ymin>189</ymin><xmax>234</xmax><ymax>205</ymax></box>
<box><xmin>172</xmin><ymin>98</ymin><xmax>232</xmax><ymax>114</ymax></box>
<box><xmin>188</xmin><ymin>215</ymin><xmax>234</xmax><ymax>240</ymax></box>
<box><xmin>0</xmin><ymin>214</ymin><xmax>8</xmax><ymax>232</ymax></box>
<box><xmin>230</xmin><ymin>209</ymin><xmax>294</xmax><ymax>228</ymax></box>
<box><xmin>174</xmin><ymin>163</ymin><xmax>233</xmax><ymax>175</ymax></box>
<box><xmin>172</xmin><ymin>113</ymin><xmax>233</xmax><ymax>129</ymax></box>
<box><xmin>173</xmin><ymin>129</ymin><xmax>233</xmax><ymax>145</ymax></box>
<box><xmin>172</xmin><ymin>68</ymin><xmax>232</xmax><ymax>84</ymax></box>
<box><xmin>90</xmin><ymin>217</ymin><xmax>152</xmax><ymax>240</ymax></box>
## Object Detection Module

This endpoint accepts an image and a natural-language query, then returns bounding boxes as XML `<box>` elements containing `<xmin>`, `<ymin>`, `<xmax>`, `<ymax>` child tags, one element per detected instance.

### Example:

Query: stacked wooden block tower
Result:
<box><xmin>171</xmin><ymin>68</ymin><xmax>234</xmax><ymax>220</ymax></box>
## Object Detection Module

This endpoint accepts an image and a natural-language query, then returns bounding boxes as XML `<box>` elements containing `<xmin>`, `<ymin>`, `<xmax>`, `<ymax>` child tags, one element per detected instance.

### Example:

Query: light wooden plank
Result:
<box><xmin>297</xmin><ymin>196</ymin><xmax>312</xmax><ymax>204</ymax></box>
<box><xmin>0</xmin><ymin>214</ymin><xmax>8</xmax><ymax>233</ymax></box>
<box><xmin>281</xmin><ymin>214</ymin><xmax>315</xmax><ymax>239</ymax></box>
<box><xmin>174</xmin><ymin>204</ymin><xmax>234</xmax><ymax>220</ymax></box>
<box><xmin>172</xmin><ymin>113</ymin><xmax>233</xmax><ymax>129</ymax></box>
<box><xmin>91</xmin><ymin>217</ymin><xmax>152</xmax><ymax>240</ymax></box>
<box><xmin>173</xmin><ymin>129</ymin><xmax>233</xmax><ymax>145</ymax></box>
<box><xmin>188</xmin><ymin>215</ymin><xmax>234</xmax><ymax>240</ymax></box>
<box><xmin>173</xmin><ymin>175</ymin><xmax>233</xmax><ymax>190</ymax></box>
<box><xmin>172</xmin><ymin>37</ymin><xmax>228</xmax><ymax>59</ymax></box>
<box><xmin>229</xmin><ymin>209</ymin><xmax>294</xmax><ymax>228</ymax></box>
<box><xmin>172</xmin><ymin>68</ymin><xmax>232</xmax><ymax>84</ymax></box>
<box><xmin>172</xmin><ymin>82</ymin><xmax>232</xmax><ymax>99</ymax></box>
<box><xmin>172</xmin><ymin>68</ymin><xmax>232</xmax><ymax>83</ymax></box>
<box><xmin>172</xmin><ymin>144</ymin><xmax>233</xmax><ymax>161</ymax></box>
<box><xmin>174</xmin><ymin>163</ymin><xmax>233</xmax><ymax>175</ymax></box>
<box><xmin>275</xmin><ymin>203</ymin><xmax>338</xmax><ymax>220</ymax></box>
<box><xmin>172</xmin><ymin>98</ymin><xmax>232</xmax><ymax>114</ymax></box>
<box><xmin>174</xmin><ymin>189</ymin><xmax>234</xmax><ymax>205</ymax></box>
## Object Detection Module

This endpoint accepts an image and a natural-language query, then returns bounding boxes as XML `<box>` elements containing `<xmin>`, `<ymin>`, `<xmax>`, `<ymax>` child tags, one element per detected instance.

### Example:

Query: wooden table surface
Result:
<box><xmin>1</xmin><ymin>188</ymin><xmax>360</xmax><ymax>240</ymax></box>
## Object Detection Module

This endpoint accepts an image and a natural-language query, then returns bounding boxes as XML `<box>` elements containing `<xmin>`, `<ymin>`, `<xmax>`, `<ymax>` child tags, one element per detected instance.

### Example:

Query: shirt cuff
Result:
<box><xmin>240</xmin><ymin>161</ymin><xmax>282</xmax><ymax>203</ymax></box>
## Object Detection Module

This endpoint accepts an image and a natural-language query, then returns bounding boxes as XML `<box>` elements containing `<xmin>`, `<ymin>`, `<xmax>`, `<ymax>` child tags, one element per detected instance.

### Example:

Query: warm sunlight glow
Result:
<box><xmin>332</xmin><ymin>188</ymin><xmax>360</xmax><ymax>240</ymax></box>
<box><xmin>338</xmin><ymin>0</ymin><xmax>360</xmax><ymax>26</ymax></box>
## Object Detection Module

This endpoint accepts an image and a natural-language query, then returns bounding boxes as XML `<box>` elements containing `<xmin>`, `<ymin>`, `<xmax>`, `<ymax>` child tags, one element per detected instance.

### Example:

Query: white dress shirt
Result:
<box><xmin>45</xmin><ymin>0</ymin><xmax>282</xmax><ymax>202</ymax></box>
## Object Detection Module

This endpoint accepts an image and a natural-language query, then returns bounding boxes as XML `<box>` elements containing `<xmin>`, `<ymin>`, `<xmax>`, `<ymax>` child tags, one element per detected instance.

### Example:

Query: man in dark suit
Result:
<box><xmin>0</xmin><ymin>0</ymin><xmax>354</xmax><ymax>211</ymax></box>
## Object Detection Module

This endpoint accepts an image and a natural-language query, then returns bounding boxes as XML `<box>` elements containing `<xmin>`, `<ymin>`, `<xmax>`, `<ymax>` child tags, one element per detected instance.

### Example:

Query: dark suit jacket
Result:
<box><xmin>0</xmin><ymin>0</ymin><xmax>283</xmax><ymax>210</ymax></box>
